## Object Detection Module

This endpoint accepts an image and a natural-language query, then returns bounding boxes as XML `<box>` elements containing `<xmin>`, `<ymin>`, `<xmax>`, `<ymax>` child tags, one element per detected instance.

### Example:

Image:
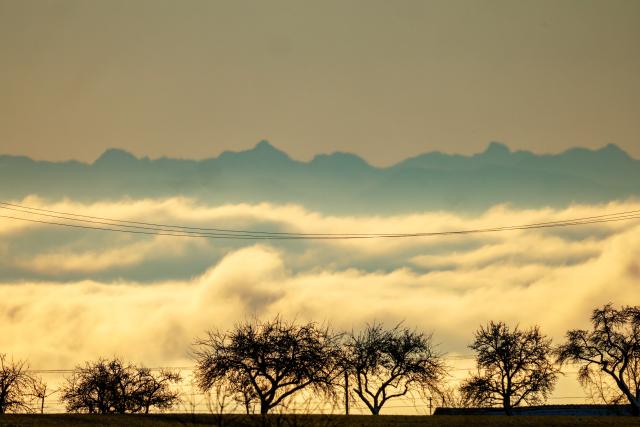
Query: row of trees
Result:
<box><xmin>1</xmin><ymin>304</ymin><xmax>638</xmax><ymax>416</ymax></box>
<box><xmin>0</xmin><ymin>355</ymin><xmax>181</xmax><ymax>415</ymax></box>
<box><xmin>192</xmin><ymin>303</ymin><xmax>640</xmax><ymax>416</ymax></box>
<box><xmin>193</xmin><ymin>320</ymin><xmax>446</xmax><ymax>415</ymax></box>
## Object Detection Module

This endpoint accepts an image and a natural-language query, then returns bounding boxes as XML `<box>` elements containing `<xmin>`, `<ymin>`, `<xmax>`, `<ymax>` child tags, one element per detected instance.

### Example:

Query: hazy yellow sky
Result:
<box><xmin>1</xmin><ymin>0</ymin><xmax>639</xmax><ymax>165</ymax></box>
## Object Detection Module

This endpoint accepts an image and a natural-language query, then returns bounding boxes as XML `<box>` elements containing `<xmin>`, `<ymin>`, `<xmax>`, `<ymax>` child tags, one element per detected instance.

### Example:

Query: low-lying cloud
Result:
<box><xmin>0</xmin><ymin>197</ymin><xmax>639</xmax><ymax>405</ymax></box>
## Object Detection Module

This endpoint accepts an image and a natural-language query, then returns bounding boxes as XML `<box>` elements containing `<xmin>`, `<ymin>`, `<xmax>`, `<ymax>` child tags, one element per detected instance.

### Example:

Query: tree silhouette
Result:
<box><xmin>31</xmin><ymin>376</ymin><xmax>55</xmax><ymax>414</ymax></box>
<box><xmin>0</xmin><ymin>354</ymin><xmax>38</xmax><ymax>414</ymax></box>
<box><xmin>61</xmin><ymin>357</ymin><xmax>181</xmax><ymax>414</ymax></box>
<box><xmin>460</xmin><ymin>321</ymin><xmax>559</xmax><ymax>415</ymax></box>
<box><xmin>557</xmin><ymin>304</ymin><xmax>640</xmax><ymax>416</ymax></box>
<box><xmin>135</xmin><ymin>367</ymin><xmax>182</xmax><ymax>414</ymax></box>
<box><xmin>231</xmin><ymin>374</ymin><xmax>258</xmax><ymax>414</ymax></box>
<box><xmin>193</xmin><ymin>317</ymin><xmax>342</xmax><ymax>414</ymax></box>
<box><xmin>342</xmin><ymin>323</ymin><xmax>446</xmax><ymax>415</ymax></box>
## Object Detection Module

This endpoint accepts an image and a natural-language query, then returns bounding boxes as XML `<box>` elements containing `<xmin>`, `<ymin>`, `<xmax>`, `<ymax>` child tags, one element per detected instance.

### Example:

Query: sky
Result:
<box><xmin>1</xmin><ymin>0</ymin><xmax>639</xmax><ymax>165</ymax></box>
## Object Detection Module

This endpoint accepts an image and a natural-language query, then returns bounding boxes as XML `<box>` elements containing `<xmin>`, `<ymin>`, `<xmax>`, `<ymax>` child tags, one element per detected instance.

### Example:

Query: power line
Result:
<box><xmin>5</xmin><ymin>201</ymin><xmax>640</xmax><ymax>236</ymax></box>
<box><xmin>4</xmin><ymin>201</ymin><xmax>640</xmax><ymax>237</ymax></box>
<box><xmin>2</xmin><ymin>201</ymin><xmax>640</xmax><ymax>240</ymax></box>
<box><xmin>0</xmin><ymin>202</ymin><xmax>351</xmax><ymax>236</ymax></box>
<box><xmin>0</xmin><ymin>203</ymin><xmax>324</xmax><ymax>238</ymax></box>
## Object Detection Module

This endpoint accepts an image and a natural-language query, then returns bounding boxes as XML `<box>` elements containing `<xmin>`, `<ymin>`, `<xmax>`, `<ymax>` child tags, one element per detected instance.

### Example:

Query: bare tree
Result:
<box><xmin>205</xmin><ymin>383</ymin><xmax>231</xmax><ymax>427</ymax></box>
<box><xmin>61</xmin><ymin>357</ymin><xmax>181</xmax><ymax>414</ymax></box>
<box><xmin>135</xmin><ymin>367</ymin><xmax>181</xmax><ymax>414</ymax></box>
<box><xmin>581</xmin><ymin>368</ymin><xmax>630</xmax><ymax>405</ymax></box>
<box><xmin>438</xmin><ymin>385</ymin><xmax>471</xmax><ymax>409</ymax></box>
<box><xmin>460</xmin><ymin>321</ymin><xmax>559</xmax><ymax>415</ymax></box>
<box><xmin>0</xmin><ymin>354</ymin><xmax>37</xmax><ymax>414</ymax></box>
<box><xmin>556</xmin><ymin>304</ymin><xmax>640</xmax><ymax>416</ymax></box>
<box><xmin>31</xmin><ymin>376</ymin><xmax>55</xmax><ymax>414</ymax></box>
<box><xmin>342</xmin><ymin>323</ymin><xmax>446</xmax><ymax>415</ymax></box>
<box><xmin>193</xmin><ymin>317</ymin><xmax>342</xmax><ymax>414</ymax></box>
<box><xmin>62</xmin><ymin>358</ymin><xmax>129</xmax><ymax>414</ymax></box>
<box><xmin>232</xmin><ymin>374</ymin><xmax>258</xmax><ymax>414</ymax></box>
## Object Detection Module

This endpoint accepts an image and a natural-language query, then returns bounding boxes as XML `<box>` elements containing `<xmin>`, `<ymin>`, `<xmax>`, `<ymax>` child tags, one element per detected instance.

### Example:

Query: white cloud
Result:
<box><xmin>1</xmin><ymin>224</ymin><xmax>638</xmax><ymax>368</ymax></box>
<box><xmin>14</xmin><ymin>236</ymin><xmax>192</xmax><ymax>274</ymax></box>
<box><xmin>2</xmin><ymin>196</ymin><xmax>639</xmax><ymax>277</ymax></box>
<box><xmin>410</xmin><ymin>233</ymin><xmax>602</xmax><ymax>270</ymax></box>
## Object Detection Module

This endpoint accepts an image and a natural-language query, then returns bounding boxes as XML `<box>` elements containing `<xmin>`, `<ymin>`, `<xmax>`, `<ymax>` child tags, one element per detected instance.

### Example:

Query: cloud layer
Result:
<box><xmin>1</xmin><ymin>197</ymin><xmax>639</xmax><ymax>407</ymax></box>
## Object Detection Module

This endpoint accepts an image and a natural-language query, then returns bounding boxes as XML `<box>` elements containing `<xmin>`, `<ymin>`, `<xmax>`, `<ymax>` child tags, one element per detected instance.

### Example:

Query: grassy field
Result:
<box><xmin>1</xmin><ymin>414</ymin><xmax>639</xmax><ymax>427</ymax></box>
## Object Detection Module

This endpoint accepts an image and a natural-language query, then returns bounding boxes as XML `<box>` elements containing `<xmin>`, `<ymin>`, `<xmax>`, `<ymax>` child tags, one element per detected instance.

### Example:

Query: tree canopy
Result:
<box><xmin>194</xmin><ymin>317</ymin><xmax>342</xmax><ymax>414</ymax></box>
<box><xmin>61</xmin><ymin>358</ymin><xmax>181</xmax><ymax>414</ymax></box>
<box><xmin>0</xmin><ymin>354</ymin><xmax>40</xmax><ymax>414</ymax></box>
<box><xmin>343</xmin><ymin>323</ymin><xmax>446</xmax><ymax>415</ymax></box>
<box><xmin>460</xmin><ymin>321</ymin><xmax>559</xmax><ymax>415</ymax></box>
<box><xmin>556</xmin><ymin>304</ymin><xmax>640</xmax><ymax>416</ymax></box>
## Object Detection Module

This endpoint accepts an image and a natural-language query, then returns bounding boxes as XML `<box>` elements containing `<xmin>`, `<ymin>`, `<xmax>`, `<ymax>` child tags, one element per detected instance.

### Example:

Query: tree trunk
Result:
<box><xmin>243</xmin><ymin>393</ymin><xmax>251</xmax><ymax>414</ymax></box>
<box><xmin>503</xmin><ymin>396</ymin><xmax>513</xmax><ymax>416</ymax></box>
<box><xmin>614</xmin><ymin>376</ymin><xmax>640</xmax><ymax>416</ymax></box>
<box><xmin>260</xmin><ymin>401</ymin><xmax>269</xmax><ymax>415</ymax></box>
<box><xmin>371</xmin><ymin>406</ymin><xmax>380</xmax><ymax>415</ymax></box>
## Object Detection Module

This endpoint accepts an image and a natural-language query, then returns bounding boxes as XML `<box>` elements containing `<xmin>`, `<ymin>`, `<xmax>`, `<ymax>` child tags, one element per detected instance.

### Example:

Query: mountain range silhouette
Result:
<box><xmin>1</xmin><ymin>141</ymin><xmax>638</xmax><ymax>213</ymax></box>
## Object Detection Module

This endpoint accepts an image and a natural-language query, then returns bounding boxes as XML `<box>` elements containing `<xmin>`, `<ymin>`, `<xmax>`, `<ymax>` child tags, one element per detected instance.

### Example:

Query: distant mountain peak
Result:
<box><xmin>482</xmin><ymin>141</ymin><xmax>511</xmax><ymax>156</ymax></box>
<box><xmin>562</xmin><ymin>143</ymin><xmax>632</xmax><ymax>161</ymax></box>
<box><xmin>247</xmin><ymin>140</ymin><xmax>289</xmax><ymax>158</ymax></box>
<box><xmin>94</xmin><ymin>148</ymin><xmax>138</xmax><ymax>165</ymax></box>
<box><xmin>311</xmin><ymin>151</ymin><xmax>371</xmax><ymax>169</ymax></box>
<box><xmin>254</xmin><ymin>139</ymin><xmax>275</xmax><ymax>150</ymax></box>
<box><xmin>599</xmin><ymin>143</ymin><xmax>630</xmax><ymax>158</ymax></box>
<box><xmin>217</xmin><ymin>139</ymin><xmax>292</xmax><ymax>164</ymax></box>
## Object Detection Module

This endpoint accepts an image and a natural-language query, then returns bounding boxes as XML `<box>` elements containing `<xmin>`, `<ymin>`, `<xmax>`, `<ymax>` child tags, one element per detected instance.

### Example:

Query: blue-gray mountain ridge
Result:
<box><xmin>1</xmin><ymin>141</ymin><xmax>638</xmax><ymax>213</ymax></box>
